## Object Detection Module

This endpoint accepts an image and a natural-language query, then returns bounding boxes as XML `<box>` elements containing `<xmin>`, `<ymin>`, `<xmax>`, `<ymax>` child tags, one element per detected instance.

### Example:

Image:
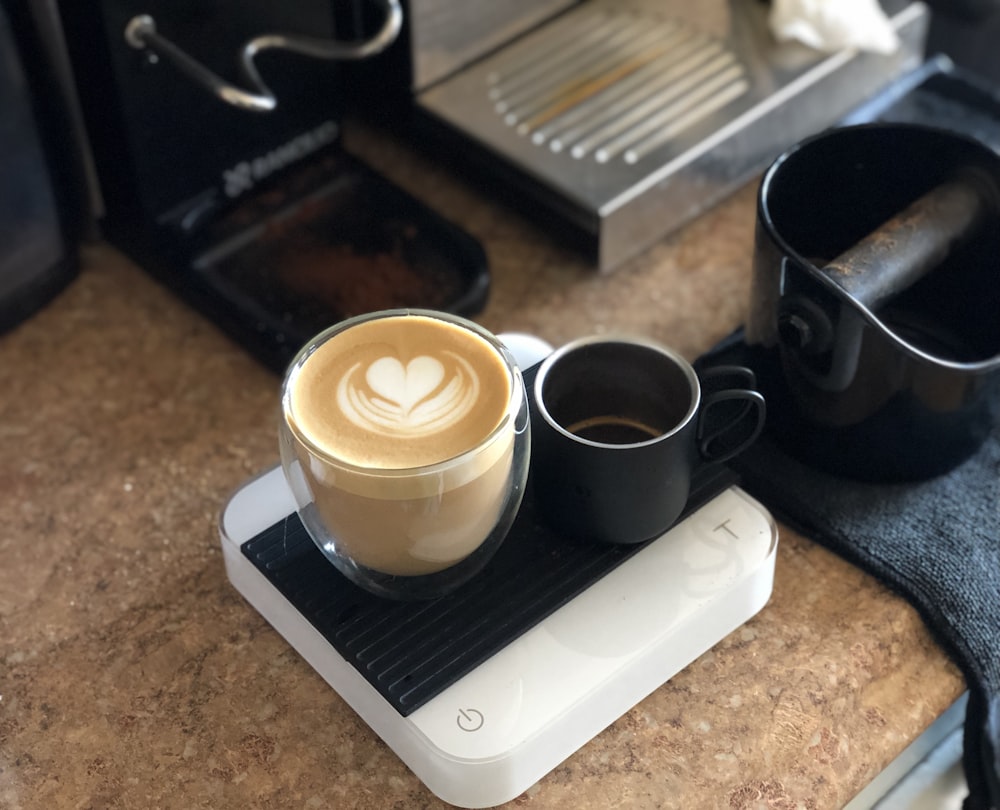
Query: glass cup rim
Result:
<box><xmin>281</xmin><ymin>308</ymin><xmax>524</xmax><ymax>477</ymax></box>
<box><xmin>533</xmin><ymin>334</ymin><xmax>701</xmax><ymax>448</ymax></box>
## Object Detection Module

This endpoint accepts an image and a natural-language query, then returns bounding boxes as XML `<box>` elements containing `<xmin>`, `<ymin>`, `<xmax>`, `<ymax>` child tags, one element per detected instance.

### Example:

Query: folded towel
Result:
<box><xmin>699</xmin><ymin>333</ymin><xmax>1000</xmax><ymax>810</ymax></box>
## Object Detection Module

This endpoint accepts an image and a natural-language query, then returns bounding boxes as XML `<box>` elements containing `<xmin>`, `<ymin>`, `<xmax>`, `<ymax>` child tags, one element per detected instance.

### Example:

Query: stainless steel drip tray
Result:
<box><xmin>415</xmin><ymin>0</ymin><xmax>928</xmax><ymax>271</ymax></box>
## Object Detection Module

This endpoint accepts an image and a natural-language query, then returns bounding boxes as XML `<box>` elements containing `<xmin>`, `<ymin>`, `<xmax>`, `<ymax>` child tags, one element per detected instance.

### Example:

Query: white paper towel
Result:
<box><xmin>769</xmin><ymin>0</ymin><xmax>901</xmax><ymax>54</ymax></box>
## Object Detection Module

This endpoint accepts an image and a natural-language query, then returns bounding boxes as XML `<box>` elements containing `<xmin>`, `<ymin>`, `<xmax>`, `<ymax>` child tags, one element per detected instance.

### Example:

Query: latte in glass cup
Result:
<box><xmin>279</xmin><ymin>309</ymin><xmax>529</xmax><ymax>599</ymax></box>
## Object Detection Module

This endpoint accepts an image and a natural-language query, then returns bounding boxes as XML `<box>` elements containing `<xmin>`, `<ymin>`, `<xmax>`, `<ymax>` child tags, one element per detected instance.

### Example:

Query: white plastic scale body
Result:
<box><xmin>218</xmin><ymin>335</ymin><xmax>779</xmax><ymax>808</ymax></box>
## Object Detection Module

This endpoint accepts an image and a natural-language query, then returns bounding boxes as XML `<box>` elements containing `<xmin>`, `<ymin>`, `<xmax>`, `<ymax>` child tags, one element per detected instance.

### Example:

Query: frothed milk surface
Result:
<box><xmin>288</xmin><ymin>315</ymin><xmax>512</xmax><ymax>470</ymax></box>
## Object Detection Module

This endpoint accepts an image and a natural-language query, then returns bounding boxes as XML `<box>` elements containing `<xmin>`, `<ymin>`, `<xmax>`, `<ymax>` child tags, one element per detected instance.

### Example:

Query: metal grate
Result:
<box><xmin>487</xmin><ymin>11</ymin><xmax>749</xmax><ymax>165</ymax></box>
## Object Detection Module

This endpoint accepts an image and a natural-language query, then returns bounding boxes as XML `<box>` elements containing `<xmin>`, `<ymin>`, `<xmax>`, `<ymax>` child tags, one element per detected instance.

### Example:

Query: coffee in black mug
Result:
<box><xmin>531</xmin><ymin>336</ymin><xmax>765</xmax><ymax>545</ymax></box>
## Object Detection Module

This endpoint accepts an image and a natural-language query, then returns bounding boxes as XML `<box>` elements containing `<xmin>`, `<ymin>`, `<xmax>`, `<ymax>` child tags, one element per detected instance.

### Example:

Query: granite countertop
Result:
<box><xmin>0</xmin><ymin>122</ymin><xmax>965</xmax><ymax>809</ymax></box>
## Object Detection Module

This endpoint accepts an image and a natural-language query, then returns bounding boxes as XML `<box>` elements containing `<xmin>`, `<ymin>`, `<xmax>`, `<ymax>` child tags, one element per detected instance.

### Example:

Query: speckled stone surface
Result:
<box><xmin>0</xmin><ymin>122</ymin><xmax>965</xmax><ymax>809</ymax></box>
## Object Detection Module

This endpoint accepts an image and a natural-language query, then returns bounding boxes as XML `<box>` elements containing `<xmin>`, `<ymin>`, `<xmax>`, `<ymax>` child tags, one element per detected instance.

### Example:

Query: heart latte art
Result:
<box><xmin>286</xmin><ymin>313</ymin><xmax>512</xmax><ymax>470</ymax></box>
<box><xmin>338</xmin><ymin>352</ymin><xmax>479</xmax><ymax>438</ymax></box>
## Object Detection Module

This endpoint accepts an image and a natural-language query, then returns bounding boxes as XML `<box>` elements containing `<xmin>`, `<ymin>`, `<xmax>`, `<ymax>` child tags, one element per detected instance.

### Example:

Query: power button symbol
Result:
<box><xmin>456</xmin><ymin>708</ymin><xmax>484</xmax><ymax>732</ymax></box>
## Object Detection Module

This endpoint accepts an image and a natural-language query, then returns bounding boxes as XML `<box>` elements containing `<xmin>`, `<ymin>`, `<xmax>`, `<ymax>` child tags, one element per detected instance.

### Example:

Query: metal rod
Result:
<box><xmin>124</xmin><ymin>0</ymin><xmax>402</xmax><ymax>113</ymax></box>
<box><xmin>820</xmin><ymin>169</ymin><xmax>999</xmax><ymax>312</ymax></box>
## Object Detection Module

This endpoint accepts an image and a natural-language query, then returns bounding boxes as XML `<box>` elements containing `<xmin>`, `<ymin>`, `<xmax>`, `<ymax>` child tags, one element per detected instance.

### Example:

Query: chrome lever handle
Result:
<box><xmin>124</xmin><ymin>0</ymin><xmax>403</xmax><ymax>113</ymax></box>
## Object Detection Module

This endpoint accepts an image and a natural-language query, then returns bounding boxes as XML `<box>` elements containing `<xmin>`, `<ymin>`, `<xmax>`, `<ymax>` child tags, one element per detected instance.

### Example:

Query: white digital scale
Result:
<box><xmin>218</xmin><ymin>336</ymin><xmax>778</xmax><ymax>808</ymax></box>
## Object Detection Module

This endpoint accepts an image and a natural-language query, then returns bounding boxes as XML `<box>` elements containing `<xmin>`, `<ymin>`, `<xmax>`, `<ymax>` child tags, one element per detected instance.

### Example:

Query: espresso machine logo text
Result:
<box><xmin>222</xmin><ymin>121</ymin><xmax>339</xmax><ymax>199</ymax></box>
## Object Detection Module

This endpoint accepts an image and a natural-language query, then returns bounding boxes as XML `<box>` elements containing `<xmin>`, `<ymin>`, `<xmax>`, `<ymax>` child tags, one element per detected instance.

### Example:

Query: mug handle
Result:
<box><xmin>696</xmin><ymin>365</ymin><xmax>766</xmax><ymax>464</ymax></box>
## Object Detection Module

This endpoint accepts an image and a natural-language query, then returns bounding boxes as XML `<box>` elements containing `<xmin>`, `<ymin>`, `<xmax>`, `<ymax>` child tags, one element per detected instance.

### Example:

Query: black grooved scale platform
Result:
<box><xmin>241</xmin><ymin>463</ymin><xmax>736</xmax><ymax>717</ymax></box>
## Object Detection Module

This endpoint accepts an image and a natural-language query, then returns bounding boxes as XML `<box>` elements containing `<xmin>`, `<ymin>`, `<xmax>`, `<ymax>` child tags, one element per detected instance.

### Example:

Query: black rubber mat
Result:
<box><xmin>241</xmin><ymin>462</ymin><xmax>736</xmax><ymax>717</ymax></box>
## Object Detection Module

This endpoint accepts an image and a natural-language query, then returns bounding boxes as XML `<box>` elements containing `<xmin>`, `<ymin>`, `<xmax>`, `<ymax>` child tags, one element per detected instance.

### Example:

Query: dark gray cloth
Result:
<box><xmin>699</xmin><ymin>336</ymin><xmax>1000</xmax><ymax>809</ymax></box>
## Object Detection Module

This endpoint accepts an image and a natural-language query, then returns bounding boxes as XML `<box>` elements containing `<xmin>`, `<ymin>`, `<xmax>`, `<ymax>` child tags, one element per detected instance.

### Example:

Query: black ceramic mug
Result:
<box><xmin>530</xmin><ymin>336</ymin><xmax>765</xmax><ymax>545</ymax></box>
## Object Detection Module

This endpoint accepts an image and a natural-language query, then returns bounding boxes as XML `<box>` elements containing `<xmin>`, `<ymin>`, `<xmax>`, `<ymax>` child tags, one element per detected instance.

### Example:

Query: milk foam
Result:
<box><xmin>287</xmin><ymin>313</ymin><xmax>512</xmax><ymax>471</ymax></box>
<box><xmin>338</xmin><ymin>351</ymin><xmax>480</xmax><ymax>438</ymax></box>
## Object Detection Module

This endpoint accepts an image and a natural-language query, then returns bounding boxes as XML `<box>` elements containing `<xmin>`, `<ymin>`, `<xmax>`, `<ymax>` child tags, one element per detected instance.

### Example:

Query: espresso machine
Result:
<box><xmin>346</xmin><ymin>0</ymin><xmax>930</xmax><ymax>270</ymax></box>
<box><xmin>56</xmin><ymin>0</ymin><xmax>489</xmax><ymax>372</ymax></box>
